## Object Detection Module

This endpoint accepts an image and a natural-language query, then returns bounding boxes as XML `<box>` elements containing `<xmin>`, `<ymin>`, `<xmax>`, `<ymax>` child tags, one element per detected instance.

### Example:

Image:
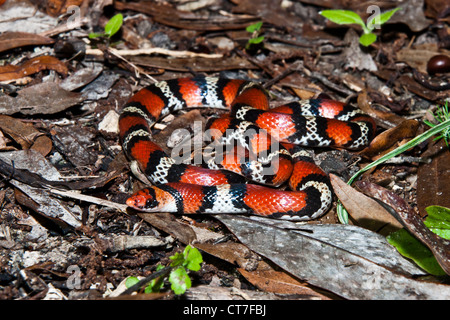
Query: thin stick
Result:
<box><xmin>49</xmin><ymin>188</ymin><xmax>128</xmax><ymax>212</ymax></box>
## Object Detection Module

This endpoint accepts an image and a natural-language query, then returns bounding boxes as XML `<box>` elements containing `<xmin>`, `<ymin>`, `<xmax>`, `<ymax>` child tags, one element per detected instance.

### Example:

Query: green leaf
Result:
<box><xmin>424</xmin><ymin>205</ymin><xmax>450</xmax><ymax>239</ymax></box>
<box><xmin>248</xmin><ymin>36</ymin><xmax>265</xmax><ymax>45</ymax></box>
<box><xmin>367</xmin><ymin>8</ymin><xmax>401</xmax><ymax>30</ymax></box>
<box><xmin>424</xmin><ymin>101</ymin><xmax>450</xmax><ymax>147</ymax></box>
<box><xmin>169</xmin><ymin>251</ymin><xmax>185</xmax><ymax>268</ymax></box>
<box><xmin>125</xmin><ymin>276</ymin><xmax>140</xmax><ymax>288</ymax></box>
<box><xmin>246</xmin><ymin>21</ymin><xmax>263</xmax><ymax>33</ymax></box>
<box><xmin>378</xmin><ymin>7</ymin><xmax>401</xmax><ymax>24</ymax></box>
<box><xmin>320</xmin><ymin>10</ymin><xmax>367</xmax><ymax>32</ymax></box>
<box><xmin>359</xmin><ymin>33</ymin><xmax>377</xmax><ymax>46</ymax></box>
<box><xmin>155</xmin><ymin>264</ymin><xmax>165</xmax><ymax>271</ymax></box>
<box><xmin>169</xmin><ymin>267</ymin><xmax>191</xmax><ymax>295</ymax></box>
<box><xmin>386</xmin><ymin>205</ymin><xmax>450</xmax><ymax>276</ymax></box>
<box><xmin>183</xmin><ymin>245</ymin><xmax>203</xmax><ymax>271</ymax></box>
<box><xmin>104</xmin><ymin>13</ymin><xmax>123</xmax><ymax>38</ymax></box>
<box><xmin>88</xmin><ymin>32</ymin><xmax>106</xmax><ymax>39</ymax></box>
<box><xmin>387</xmin><ymin>229</ymin><xmax>446</xmax><ymax>276</ymax></box>
<box><xmin>144</xmin><ymin>276</ymin><xmax>165</xmax><ymax>293</ymax></box>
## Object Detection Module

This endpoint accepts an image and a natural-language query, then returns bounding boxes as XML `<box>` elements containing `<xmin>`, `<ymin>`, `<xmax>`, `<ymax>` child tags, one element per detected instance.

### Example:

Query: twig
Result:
<box><xmin>412</xmin><ymin>69</ymin><xmax>450</xmax><ymax>91</ymax></box>
<box><xmin>39</xmin><ymin>18</ymin><xmax>90</xmax><ymax>37</ymax></box>
<box><xmin>106</xmin><ymin>48</ymin><xmax>157</xmax><ymax>82</ymax></box>
<box><xmin>49</xmin><ymin>188</ymin><xmax>128</xmax><ymax>212</ymax></box>
<box><xmin>120</xmin><ymin>266</ymin><xmax>172</xmax><ymax>296</ymax></box>
<box><xmin>310</xmin><ymin>71</ymin><xmax>354</xmax><ymax>96</ymax></box>
<box><xmin>106</xmin><ymin>47</ymin><xmax>223</xmax><ymax>59</ymax></box>
<box><xmin>263</xmin><ymin>61</ymin><xmax>303</xmax><ymax>89</ymax></box>
<box><xmin>234</xmin><ymin>49</ymin><xmax>273</xmax><ymax>76</ymax></box>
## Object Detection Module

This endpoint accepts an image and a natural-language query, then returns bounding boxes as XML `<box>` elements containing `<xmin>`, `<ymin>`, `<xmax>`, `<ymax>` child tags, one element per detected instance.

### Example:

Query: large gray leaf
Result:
<box><xmin>216</xmin><ymin>215</ymin><xmax>450</xmax><ymax>300</ymax></box>
<box><xmin>0</xmin><ymin>82</ymin><xmax>83</xmax><ymax>115</ymax></box>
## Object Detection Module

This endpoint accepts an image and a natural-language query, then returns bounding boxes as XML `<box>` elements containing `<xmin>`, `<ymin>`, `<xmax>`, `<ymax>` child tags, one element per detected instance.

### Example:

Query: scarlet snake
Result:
<box><xmin>119</xmin><ymin>76</ymin><xmax>376</xmax><ymax>220</ymax></box>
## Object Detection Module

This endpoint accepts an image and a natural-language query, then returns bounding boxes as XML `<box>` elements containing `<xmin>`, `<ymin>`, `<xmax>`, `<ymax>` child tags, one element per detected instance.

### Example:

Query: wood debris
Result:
<box><xmin>0</xmin><ymin>0</ymin><xmax>449</xmax><ymax>303</ymax></box>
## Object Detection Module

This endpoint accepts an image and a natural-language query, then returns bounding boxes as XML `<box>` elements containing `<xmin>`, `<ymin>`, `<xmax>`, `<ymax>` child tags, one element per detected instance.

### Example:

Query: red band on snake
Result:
<box><xmin>119</xmin><ymin>76</ymin><xmax>376</xmax><ymax>220</ymax></box>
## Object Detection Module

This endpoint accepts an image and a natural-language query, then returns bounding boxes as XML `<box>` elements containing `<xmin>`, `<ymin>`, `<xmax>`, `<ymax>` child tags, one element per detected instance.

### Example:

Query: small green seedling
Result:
<box><xmin>320</xmin><ymin>8</ymin><xmax>400</xmax><ymax>46</ymax></box>
<box><xmin>245</xmin><ymin>21</ymin><xmax>265</xmax><ymax>50</ymax></box>
<box><xmin>168</xmin><ymin>244</ymin><xmax>203</xmax><ymax>294</ymax></box>
<box><xmin>125</xmin><ymin>245</ymin><xmax>203</xmax><ymax>295</ymax></box>
<box><xmin>89</xmin><ymin>13</ymin><xmax>123</xmax><ymax>39</ymax></box>
<box><xmin>424</xmin><ymin>101</ymin><xmax>450</xmax><ymax>148</ymax></box>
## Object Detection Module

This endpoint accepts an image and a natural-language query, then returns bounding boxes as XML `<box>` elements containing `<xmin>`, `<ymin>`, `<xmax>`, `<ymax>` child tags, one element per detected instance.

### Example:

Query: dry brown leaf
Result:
<box><xmin>396</xmin><ymin>45</ymin><xmax>443</xmax><ymax>74</ymax></box>
<box><xmin>30</xmin><ymin>135</ymin><xmax>53</xmax><ymax>157</ymax></box>
<box><xmin>359</xmin><ymin>119</ymin><xmax>420</xmax><ymax>159</ymax></box>
<box><xmin>290</xmin><ymin>87</ymin><xmax>317</xmax><ymax>100</ymax></box>
<box><xmin>357</xmin><ymin>90</ymin><xmax>407</xmax><ymax>129</ymax></box>
<box><xmin>238</xmin><ymin>267</ymin><xmax>330</xmax><ymax>299</ymax></box>
<box><xmin>115</xmin><ymin>1</ymin><xmax>255</xmax><ymax>31</ymax></box>
<box><xmin>196</xmin><ymin>236</ymin><xmax>330</xmax><ymax>298</ymax></box>
<box><xmin>195</xmin><ymin>241</ymin><xmax>257</xmax><ymax>267</ymax></box>
<box><xmin>424</xmin><ymin>0</ymin><xmax>450</xmax><ymax>20</ymax></box>
<box><xmin>126</xmin><ymin>55</ymin><xmax>257</xmax><ymax>72</ymax></box>
<box><xmin>0</xmin><ymin>82</ymin><xmax>84</xmax><ymax>115</ymax></box>
<box><xmin>417</xmin><ymin>139</ymin><xmax>450</xmax><ymax>216</ymax></box>
<box><xmin>330</xmin><ymin>173</ymin><xmax>403</xmax><ymax>234</ymax></box>
<box><xmin>0</xmin><ymin>115</ymin><xmax>52</xmax><ymax>155</ymax></box>
<box><xmin>138</xmin><ymin>213</ymin><xmax>197</xmax><ymax>245</ymax></box>
<box><xmin>45</xmin><ymin>0</ymin><xmax>84</xmax><ymax>17</ymax></box>
<box><xmin>0</xmin><ymin>56</ymin><xmax>68</xmax><ymax>82</ymax></box>
<box><xmin>0</xmin><ymin>32</ymin><xmax>54</xmax><ymax>53</ymax></box>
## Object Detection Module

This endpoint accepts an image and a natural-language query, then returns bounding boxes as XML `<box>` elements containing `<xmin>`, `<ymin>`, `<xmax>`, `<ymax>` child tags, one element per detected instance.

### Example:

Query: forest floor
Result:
<box><xmin>0</xmin><ymin>0</ymin><xmax>449</xmax><ymax>302</ymax></box>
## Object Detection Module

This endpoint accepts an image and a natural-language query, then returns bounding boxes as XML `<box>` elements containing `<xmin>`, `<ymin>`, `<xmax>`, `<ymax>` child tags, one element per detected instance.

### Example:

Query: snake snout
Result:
<box><xmin>126</xmin><ymin>188</ymin><xmax>159</xmax><ymax>211</ymax></box>
<box><xmin>126</xmin><ymin>194</ymin><xmax>147</xmax><ymax>209</ymax></box>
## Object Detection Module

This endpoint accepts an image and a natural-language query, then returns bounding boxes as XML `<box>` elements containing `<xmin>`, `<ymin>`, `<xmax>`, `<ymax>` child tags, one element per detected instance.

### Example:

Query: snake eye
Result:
<box><xmin>145</xmin><ymin>197</ymin><xmax>158</xmax><ymax>209</ymax></box>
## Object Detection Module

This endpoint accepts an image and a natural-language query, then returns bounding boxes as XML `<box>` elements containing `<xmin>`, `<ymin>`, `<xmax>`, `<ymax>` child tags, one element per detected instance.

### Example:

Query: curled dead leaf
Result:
<box><xmin>138</xmin><ymin>213</ymin><xmax>197</xmax><ymax>245</ymax></box>
<box><xmin>237</xmin><ymin>267</ymin><xmax>330</xmax><ymax>299</ymax></box>
<box><xmin>0</xmin><ymin>56</ymin><xmax>68</xmax><ymax>82</ymax></box>
<box><xmin>358</xmin><ymin>90</ymin><xmax>405</xmax><ymax>129</ymax></box>
<box><xmin>359</xmin><ymin>119</ymin><xmax>420</xmax><ymax>159</ymax></box>
<box><xmin>45</xmin><ymin>0</ymin><xmax>84</xmax><ymax>17</ymax></box>
<box><xmin>0</xmin><ymin>115</ymin><xmax>52</xmax><ymax>155</ymax></box>
<box><xmin>0</xmin><ymin>32</ymin><xmax>54</xmax><ymax>53</ymax></box>
<box><xmin>330</xmin><ymin>174</ymin><xmax>403</xmax><ymax>234</ymax></box>
<box><xmin>357</xmin><ymin>90</ymin><xmax>407</xmax><ymax>129</ymax></box>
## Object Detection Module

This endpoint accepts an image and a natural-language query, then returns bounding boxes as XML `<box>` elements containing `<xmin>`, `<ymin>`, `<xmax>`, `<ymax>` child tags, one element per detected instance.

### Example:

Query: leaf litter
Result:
<box><xmin>0</xmin><ymin>0</ymin><xmax>449</xmax><ymax>301</ymax></box>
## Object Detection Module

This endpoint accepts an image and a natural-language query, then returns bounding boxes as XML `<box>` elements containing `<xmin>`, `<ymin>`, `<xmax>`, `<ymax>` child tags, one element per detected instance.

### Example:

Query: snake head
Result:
<box><xmin>126</xmin><ymin>188</ymin><xmax>160</xmax><ymax>212</ymax></box>
<box><xmin>126</xmin><ymin>187</ymin><xmax>177</xmax><ymax>212</ymax></box>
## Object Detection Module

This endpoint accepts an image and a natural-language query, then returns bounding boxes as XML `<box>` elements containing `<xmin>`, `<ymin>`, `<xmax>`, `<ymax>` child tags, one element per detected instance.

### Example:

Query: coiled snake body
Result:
<box><xmin>119</xmin><ymin>77</ymin><xmax>376</xmax><ymax>220</ymax></box>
